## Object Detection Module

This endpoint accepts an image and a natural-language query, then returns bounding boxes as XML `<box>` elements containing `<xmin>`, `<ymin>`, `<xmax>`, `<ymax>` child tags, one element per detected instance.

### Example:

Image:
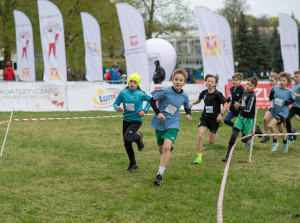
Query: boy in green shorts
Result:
<box><xmin>150</xmin><ymin>68</ymin><xmax>192</xmax><ymax>186</ymax></box>
<box><xmin>222</xmin><ymin>77</ymin><xmax>258</xmax><ymax>162</ymax></box>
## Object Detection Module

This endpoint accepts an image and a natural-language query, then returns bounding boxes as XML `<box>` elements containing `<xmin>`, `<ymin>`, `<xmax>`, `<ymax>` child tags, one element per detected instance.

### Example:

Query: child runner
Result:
<box><xmin>191</xmin><ymin>74</ymin><xmax>228</xmax><ymax>164</ymax></box>
<box><xmin>224</xmin><ymin>72</ymin><xmax>244</xmax><ymax>127</ymax></box>
<box><xmin>150</xmin><ymin>68</ymin><xmax>192</xmax><ymax>186</ymax></box>
<box><xmin>285</xmin><ymin>70</ymin><xmax>300</xmax><ymax>144</ymax></box>
<box><xmin>222</xmin><ymin>77</ymin><xmax>258</xmax><ymax>162</ymax></box>
<box><xmin>269</xmin><ymin>72</ymin><xmax>295</xmax><ymax>153</ymax></box>
<box><xmin>260</xmin><ymin>73</ymin><xmax>279</xmax><ymax>143</ymax></box>
<box><xmin>113</xmin><ymin>73</ymin><xmax>150</xmax><ymax>172</ymax></box>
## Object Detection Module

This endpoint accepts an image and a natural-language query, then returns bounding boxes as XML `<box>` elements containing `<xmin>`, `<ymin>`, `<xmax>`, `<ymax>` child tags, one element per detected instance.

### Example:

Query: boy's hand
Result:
<box><xmin>138</xmin><ymin>110</ymin><xmax>145</xmax><ymax>117</ymax></box>
<box><xmin>157</xmin><ymin>113</ymin><xmax>165</xmax><ymax>121</ymax></box>
<box><xmin>234</xmin><ymin>102</ymin><xmax>240</xmax><ymax>109</ymax></box>
<box><xmin>190</xmin><ymin>103</ymin><xmax>193</xmax><ymax>108</ymax></box>
<box><xmin>117</xmin><ymin>106</ymin><xmax>124</xmax><ymax>112</ymax></box>
<box><xmin>186</xmin><ymin>114</ymin><xmax>192</xmax><ymax>121</ymax></box>
<box><xmin>216</xmin><ymin>114</ymin><xmax>222</xmax><ymax>122</ymax></box>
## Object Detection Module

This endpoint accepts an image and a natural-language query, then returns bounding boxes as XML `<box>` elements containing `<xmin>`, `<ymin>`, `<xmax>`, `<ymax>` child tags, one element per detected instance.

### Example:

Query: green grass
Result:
<box><xmin>0</xmin><ymin>110</ymin><xmax>299</xmax><ymax>222</ymax></box>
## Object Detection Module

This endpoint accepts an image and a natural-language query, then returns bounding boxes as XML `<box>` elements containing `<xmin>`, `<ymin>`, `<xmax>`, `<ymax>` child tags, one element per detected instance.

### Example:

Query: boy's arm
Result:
<box><xmin>239</xmin><ymin>94</ymin><xmax>255</xmax><ymax>113</ymax></box>
<box><xmin>150</xmin><ymin>97</ymin><xmax>161</xmax><ymax>115</ymax></box>
<box><xmin>191</xmin><ymin>98</ymin><xmax>201</xmax><ymax>107</ymax></box>
<box><xmin>284</xmin><ymin>91</ymin><xmax>296</xmax><ymax>105</ymax></box>
<box><xmin>269</xmin><ymin>88</ymin><xmax>274</xmax><ymax>101</ymax></box>
<box><xmin>142</xmin><ymin>94</ymin><xmax>151</xmax><ymax>113</ymax></box>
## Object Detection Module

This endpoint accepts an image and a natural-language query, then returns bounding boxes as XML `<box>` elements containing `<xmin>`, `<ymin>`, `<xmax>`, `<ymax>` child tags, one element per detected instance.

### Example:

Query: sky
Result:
<box><xmin>189</xmin><ymin>0</ymin><xmax>300</xmax><ymax>21</ymax></box>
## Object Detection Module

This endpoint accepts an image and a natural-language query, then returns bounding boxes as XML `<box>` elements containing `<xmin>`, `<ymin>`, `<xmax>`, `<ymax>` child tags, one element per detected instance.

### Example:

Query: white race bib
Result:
<box><xmin>125</xmin><ymin>103</ymin><xmax>135</xmax><ymax>111</ymax></box>
<box><xmin>165</xmin><ymin>104</ymin><xmax>177</xmax><ymax>115</ymax></box>
<box><xmin>205</xmin><ymin>106</ymin><xmax>213</xmax><ymax>113</ymax></box>
<box><xmin>274</xmin><ymin>98</ymin><xmax>283</xmax><ymax>106</ymax></box>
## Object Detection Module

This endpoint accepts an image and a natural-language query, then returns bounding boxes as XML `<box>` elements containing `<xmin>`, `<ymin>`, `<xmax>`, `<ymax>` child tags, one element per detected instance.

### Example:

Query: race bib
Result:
<box><xmin>125</xmin><ymin>103</ymin><xmax>135</xmax><ymax>111</ymax></box>
<box><xmin>274</xmin><ymin>98</ymin><xmax>283</xmax><ymax>106</ymax></box>
<box><xmin>165</xmin><ymin>104</ymin><xmax>177</xmax><ymax>115</ymax></box>
<box><xmin>205</xmin><ymin>106</ymin><xmax>213</xmax><ymax>113</ymax></box>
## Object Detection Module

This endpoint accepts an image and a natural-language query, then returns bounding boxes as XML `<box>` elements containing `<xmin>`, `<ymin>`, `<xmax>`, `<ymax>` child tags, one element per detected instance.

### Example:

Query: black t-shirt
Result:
<box><xmin>199</xmin><ymin>89</ymin><xmax>227</xmax><ymax>119</ymax></box>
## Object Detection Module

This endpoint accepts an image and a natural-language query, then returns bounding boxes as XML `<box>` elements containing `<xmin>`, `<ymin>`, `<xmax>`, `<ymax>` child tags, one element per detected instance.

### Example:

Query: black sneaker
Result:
<box><xmin>260</xmin><ymin>136</ymin><xmax>270</xmax><ymax>143</ymax></box>
<box><xmin>255</xmin><ymin>125</ymin><xmax>263</xmax><ymax>138</ymax></box>
<box><xmin>136</xmin><ymin>131</ymin><xmax>144</xmax><ymax>151</ymax></box>
<box><xmin>292</xmin><ymin>127</ymin><xmax>297</xmax><ymax>140</ymax></box>
<box><xmin>222</xmin><ymin>156</ymin><xmax>228</xmax><ymax>162</ymax></box>
<box><xmin>153</xmin><ymin>174</ymin><xmax>163</xmax><ymax>186</ymax></box>
<box><xmin>171</xmin><ymin>144</ymin><xmax>174</xmax><ymax>152</ymax></box>
<box><xmin>125</xmin><ymin>163</ymin><xmax>138</xmax><ymax>173</ymax></box>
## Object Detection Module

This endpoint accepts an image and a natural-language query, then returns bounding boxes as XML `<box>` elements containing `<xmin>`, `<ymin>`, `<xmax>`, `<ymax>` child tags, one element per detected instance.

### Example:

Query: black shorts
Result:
<box><xmin>275</xmin><ymin>114</ymin><xmax>285</xmax><ymax>125</ymax></box>
<box><xmin>198</xmin><ymin>117</ymin><xmax>219</xmax><ymax>134</ymax></box>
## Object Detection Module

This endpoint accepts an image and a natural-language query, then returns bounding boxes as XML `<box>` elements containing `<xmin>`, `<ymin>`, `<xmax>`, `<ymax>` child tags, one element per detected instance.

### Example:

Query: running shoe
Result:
<box><xmin>283</xmin><ymin>144</ymin><xmax>289</xmax><ymax>154</ymax></box>
<box><xmin>270</xmin><ymin>142</ymin><xmax>279</xmax><ymax>152</ymax></box>
<box><xmin>136</xmin><ymin>131</ymin><xmax>144</xmax><ymax>151</ymax></box>
<box><xmin>153</xmin><ymin>174</ymin><xmax>163</xmax><ymax>186</ymax></box>
<box><xmin>125</xmin><ymin>163</ymin><xmax>138</xmax><ymax>173</ymax></box>
<box><xmin>193</xmin><ymin>157</ymin><xmax>202</xmax><ymax>164</ymax></box>
<box><xmin>260</xmin><ymin>136</ymin><xmax>270</xmax><ymax>143</ymax></box>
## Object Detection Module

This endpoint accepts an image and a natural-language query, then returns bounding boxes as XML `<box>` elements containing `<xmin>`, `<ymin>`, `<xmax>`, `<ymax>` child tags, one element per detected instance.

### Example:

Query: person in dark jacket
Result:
<box><xmin>153</xmin><ymin>60</ymin><xmax>165</xmax><ymax>84</ymax></box>
<box><xmin>185</xmin><ymin>67</ymin><xmax>194</xmax><ymax>83</ymax></box>
<box><xmin>4</xmin><ymin>61</ymin><xmax>15</xmax><ymax>81</ymax></box>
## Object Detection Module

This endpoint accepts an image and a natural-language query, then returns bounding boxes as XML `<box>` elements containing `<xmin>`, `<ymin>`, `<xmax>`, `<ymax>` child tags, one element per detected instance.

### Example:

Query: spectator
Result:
<box><xmin>105</xmin><ymin>65</ymin><xmax>121</xmax><ymax>84</ymax></box>
<box><xmin>67</xmin><ymin>67</ymin><xmax>75</xmax><ymax>81</ymax></box>
<box><xmin>152</xmin><ymin>60</ymin><xmax>165</xmax><ymax>84</ymax></box>
<box><xmin>4</xmin><ymin>61</ymin><xmax>15</xmax><ymax>81</ymax></box>
<box><xmin>111</xmin><ymin>61</ymin><xmax>123</xmax><ymax>75</ymax></box>
<box><xmin>185</xmin><ymin>67</ymin><xmax>194</xmax><ymax>83</ymax></box>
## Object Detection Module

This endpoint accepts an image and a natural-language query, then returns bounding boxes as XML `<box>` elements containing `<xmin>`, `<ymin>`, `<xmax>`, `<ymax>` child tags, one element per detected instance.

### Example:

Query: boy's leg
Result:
<box><xmin>285</xmin><ymin>107</ymin><xmax>296</xmax><ymax>134</ymax></box>
<box><xmin>269</xmin><ymin>118</ymin><xmax>280</xmax><ymax>152</ymax></box>
<box><xmin>224</xmin><ymin>111</ymin><xmax>236</xmax><ymax>127</ymax></box>
<box><xmin>261</xmin><ymin>111</ymin><xmax>272</xmax><ymax>143</ymax></box>
<box><xmin>193</xmin><ymin>126</ymin><xmax>207</xmax><ymax>164</ymax></box>
<box><xmin>278</xmin><ymin>124</ymin><xmax>289</xmax><ymax>153</ymax></box>
<box><xmin>208</xmin><ymin>132</ymin><xmax>217</xmax><ymax>144</ymax></box>
<box><xmin>159</xmin><ymin>139</ymin><xmax>173</xmax><ymax>168</ymax></box>
<box><xmin>222</xmin><ymin>127</ymin><xmax>240</xmax><ymax>162</ymax></box>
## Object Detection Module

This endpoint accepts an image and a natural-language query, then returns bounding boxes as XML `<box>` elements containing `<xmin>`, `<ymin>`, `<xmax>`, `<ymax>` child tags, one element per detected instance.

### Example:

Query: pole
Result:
<box><xmin>0</xmin><ymin>107</ymin><xmax>14</xmax><ymax>157</ymax></box>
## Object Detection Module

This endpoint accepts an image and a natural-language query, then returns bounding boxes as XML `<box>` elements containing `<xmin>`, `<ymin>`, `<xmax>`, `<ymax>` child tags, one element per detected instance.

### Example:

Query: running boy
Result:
<box><xmin>150</xmin><ymin>68</ymin><xmax>192</xmax><ymax>186</ymax></box>
<box><xmin>222</xmin><ymin>77</ymin><xmax>258</xmax><ymax>162</ymax></box>
<box><xmin>285</xmin><ymin>70</ymin><xmax>300</xmax><ymax>144</ymax></box>
<box><xmin>224</xmin><ymin>72</ymin><xmax>244</xmax><ymax>127</ymax></box>
<box><xmin>113</xmin><ymin>73</ymin><xmax>150</xmax><ymax>172</ymax></box>
<box><xmin>260</xmin><ymin>73</ymin><xmax>279</xmax><ymax>143</ymax></box>
<box><xmin>191</xmin><ymin>74</ymin><xmax>228</xmax><ymax>164</ymax></box>
<box><xmin>269</xmin><ymin>72</ymin><xmax>295</xmax><ymax>153</ymax></box>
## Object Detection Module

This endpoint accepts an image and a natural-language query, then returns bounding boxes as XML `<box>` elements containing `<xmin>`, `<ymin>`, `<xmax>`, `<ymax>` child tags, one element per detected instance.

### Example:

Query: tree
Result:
<box><xmin>269</xmin><ymin>24</ymin><xmax>283</xmax><ymax>73</ymax></box>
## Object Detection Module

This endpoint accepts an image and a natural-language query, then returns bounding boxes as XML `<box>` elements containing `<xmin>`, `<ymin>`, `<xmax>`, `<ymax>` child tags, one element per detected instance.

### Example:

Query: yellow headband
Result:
<box><xmin>128</xmin><ymin>73</ymin><xmax>141</xmax><ymax>86</ymax></box>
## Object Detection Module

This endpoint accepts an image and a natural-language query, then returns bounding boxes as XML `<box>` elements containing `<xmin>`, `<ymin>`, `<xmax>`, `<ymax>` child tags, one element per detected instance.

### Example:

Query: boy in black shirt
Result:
<box><xmin>191</xmin><ymin>74</ymin><xmax>228</xmax><ymax>164</ymax></box>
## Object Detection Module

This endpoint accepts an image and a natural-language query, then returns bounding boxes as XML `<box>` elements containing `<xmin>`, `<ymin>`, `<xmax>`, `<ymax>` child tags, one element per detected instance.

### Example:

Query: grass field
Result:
<box><xmin>0</xmin><ymin>109</ymin><xmax>299</xmax><ymax>222</ymax></box>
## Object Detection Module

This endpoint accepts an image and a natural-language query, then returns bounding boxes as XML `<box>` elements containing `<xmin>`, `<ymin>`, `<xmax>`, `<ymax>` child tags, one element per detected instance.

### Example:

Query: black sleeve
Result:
<box><xmin>185</xmin><ymin>107</ymin><xmax>191</xmax><ymax>116</ymax></box>
<box><xmin>199</xmin><ymin>90</ymin><xmax>205</xmax><ymax>100</ymax></box>
<box><xmin>227</xmin><ymin>95</ymin><xmax>232</xmax><ymax>103</ymax></box>
<box><xmin>239</xmin><ymin>94</ymin><xmax>255</xmax><ymax>113</ymax></box>
<box><xmin>269</xmin><ymin>88</ymin><xmax>274</xmax><ymax>101</ymax></box>
<box><xmin>218</xmin><ymin>92</ymin><xmax>227</xmax><ymax>104</ymax></box>
<box><xmin>150</xmin><ymin>97</ymin><xmax>161</xmax><ymax>115</ymax></box>
<box><xmin>285</xmin><ymin>98</ymin><xmax>295</xmax><ymax>105</ymax></box>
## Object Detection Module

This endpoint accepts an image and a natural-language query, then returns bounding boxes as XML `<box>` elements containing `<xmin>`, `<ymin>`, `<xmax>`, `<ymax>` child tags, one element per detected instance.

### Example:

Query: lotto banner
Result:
<box><xmin>195</xmin><ymin>6</ymin><xmax>227</xmax><ymax>86</ymax></box>
<box><xmin>116</xmin><ymin>3</ymin><xmax>150</xmax><ymax>86</ymax></box>
<box><xmin>217</xmin><ymin>14</ymin><xmax>234</xmax><ymax>80</ymax></box>
<box><xmin>67</xmin><ymin>82</ymin><xmax>126</xmax><ymax>111</ymax></box>
<box><xmin>81</xmin><ymin>12</ymin><xmax>103</xmax><ymax>81</ymax></box>
<box><xmin>146</xmin><ymin>38</ymin><xmax>177</xmax><ymax>82</ymax></box>
<box><xmin>38</xmin><ymin>0</ymin><xmax>67</xmax><ymax>85</ymax></box>
<box><xmin>226</xmin><ymin>81</ymin><xmax>273</xmax><ymax>109</ymax></box>
<box><xmin>14</xmin><ymin>10</ymin><xmax>36</xmax><ymax>81</ymax></box>
<box><xmin>279</xmin><ymin>13</ymin><xmax>299</xmax><ymax>76</ymax></box>
<box><xmin>0</xmin><ymin>82</ymin><xmax>66</xmax><ymax>111</ymax></box>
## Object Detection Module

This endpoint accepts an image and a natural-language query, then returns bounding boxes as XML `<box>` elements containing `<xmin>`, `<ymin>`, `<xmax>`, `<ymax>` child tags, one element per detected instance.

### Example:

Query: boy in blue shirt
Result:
<box><xmin>113</xmin><ymin>73</ymin><xmax>151</xmax><ymax>172</ymax></box>
<box><xmin>150</xmin><ymin>68</ymin><xmax>192</xmax><ymax>186</ymax></box>
<box><xmin>285</xmin><ymin>70</ymin><xmax>300</xmax><ymax>144</ymax></box>
<box><xmin>269</xmin><ymin>72</ymin><xmax>296</xmax><ymax>153</ymax></box>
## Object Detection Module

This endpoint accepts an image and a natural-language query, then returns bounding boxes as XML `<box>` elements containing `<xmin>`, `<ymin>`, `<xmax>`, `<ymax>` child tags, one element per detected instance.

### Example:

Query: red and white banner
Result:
<box><xmin>279</xmin><ymin>13</ymin><xmax>299</xmax><ymax>76</ymax></box>
<box><xmin>217</xmin><ymin>14</ymin><xmax>234</xmax><ymax>80</ymax></box>
<box><xmin>14</xmin><ymin>10</ymin><xmax>36</xmax><ymax>81</ymax></box>
<box><xmin>81</xmin><ymin>12</ymin><xmax>103</xmax><ymax>81</ymax></box>
<box><xmin>146</xmin><ymin>38</ymin><xmax>177</xmax><ymax>82</ymax></box>
<box><xmin>38</xmin><ymin>0</ymin><xmax>67</xmax><ymax>85</ymax></box>
<box><xmin>195</xmin><ymin>6</ymin><xmax>228</xmax><ymax>86</ymax></box>
<box><xmin>116</xmin><ymin>3</ymin><xmax>149</xmax><ymax>86</ymax></box>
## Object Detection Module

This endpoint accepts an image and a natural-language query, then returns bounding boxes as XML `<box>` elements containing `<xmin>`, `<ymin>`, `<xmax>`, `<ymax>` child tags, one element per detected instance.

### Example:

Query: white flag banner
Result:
<box><xmin>195</xmin><ymin>6</ymin><xmax>227</xmax><ymax>86</ymax></box>
<box><xmin>217</xmin><ymin>14</ymin><xmax>234</xmax><ymax>80</ymax></box>
<box><xmin>14</xmin><ymin>10</ymin><xmax>36</xmax><ymax>81</ymax></box>
<box><xmin>146</xmin><ymin>38</ymin><xmax>177</xmax><ymax>82</ymax></box>
<box><xmin>279</xmin><ymin>13</ymin><xmax>299</xmax><ymax>76</ymax></box>
<box><xmin>81</xmin><ymin>12</ymin><xmax>103</xmax><ymax>81</ymax></box>
<box><xmin>116</xmin><ymin>3</ymin><xmax>149</xmax><ymax>86</ymax></box>
<box><xmin>38</xmin><ymin>0</ymin><xmax>67</xmax><ymax>85</ymax></box>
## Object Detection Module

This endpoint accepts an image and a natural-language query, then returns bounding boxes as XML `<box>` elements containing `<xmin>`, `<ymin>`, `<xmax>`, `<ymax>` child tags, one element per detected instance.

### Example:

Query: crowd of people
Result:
<box><xmin>113</xmin><ymin>68</ymin><xmax>299</xmax><ymax>186</ymax></box>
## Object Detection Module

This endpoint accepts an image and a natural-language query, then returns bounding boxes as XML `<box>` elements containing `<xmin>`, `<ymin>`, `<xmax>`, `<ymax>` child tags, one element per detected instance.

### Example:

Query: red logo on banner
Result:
<box><xmin>130</xmin><ymin>36</ymin><xmax>138</xmax><ymax>46</ymax></box>
<box><xmin>206</xmin><ymin>36</ymin><xmax>216</xmax><ymax>49</ymax></box>
<box><xmin>21</xmin><ymin>67</ymin><xmax>30</xmax><ymax>78</ymax></box>
<box><xmin>48</xmin><ymin>68</ymin><xmax>60</xmax><ymax>80</ymax></box>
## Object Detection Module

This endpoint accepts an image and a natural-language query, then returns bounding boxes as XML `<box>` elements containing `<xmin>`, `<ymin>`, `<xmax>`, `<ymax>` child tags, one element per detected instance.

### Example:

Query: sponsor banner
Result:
<box><xmin>0</xmin><ymin>82</ymin><xmax>66</xmax><ymax>111</ymax></box>
<box><xmin>195</xmin><ymin>6</ymin><xmax>228</xmax><ymax>86</ymax></box>
<box><xmin>67</xmin><ymin>82</ymin><xmax>126</xmax><ymax>111</ymax></box>
<box><xmin>38</xmin><ymin>0</ymin><xmax>67</xmax><ymax>85</ymax></box>
<box><xmin>14</xmin><ymin>10</ymin><xmax>36</xmax><ymax>81</ymax></box>
<box><xmin>116</xmin><ymin>3</ymin><xmax>150</xmax><ymax>86</ymax></box>
<box><xmin>146</xmin><ymin>38</ymin><xmax>177</xmax><ymax>82</ymax></box>
<box><xmin>217</xmin><ymin>14</ymin><xmax>234</xmax><ymax>80</ymax></box>
<box><xmin>81</xmin><ymin>12</ymin><xmax>103</xmax><ymax>81</ymax></box>
<box><xmin>279</xmin><ymin>13</ymin><xmax>299</xmax><ymax>76</ymax></box>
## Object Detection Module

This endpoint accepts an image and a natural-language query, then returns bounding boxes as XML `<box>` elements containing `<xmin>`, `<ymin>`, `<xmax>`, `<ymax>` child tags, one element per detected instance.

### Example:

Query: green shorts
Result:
<box><xmin>233</xmin><ymin>114</ymin><xmax>254</xmax><ymax>136</ymax></box>
<box><xmin>155</xmin><ymin>128</ymin><xmax>179</xmax><ymax>146</ymax></box>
